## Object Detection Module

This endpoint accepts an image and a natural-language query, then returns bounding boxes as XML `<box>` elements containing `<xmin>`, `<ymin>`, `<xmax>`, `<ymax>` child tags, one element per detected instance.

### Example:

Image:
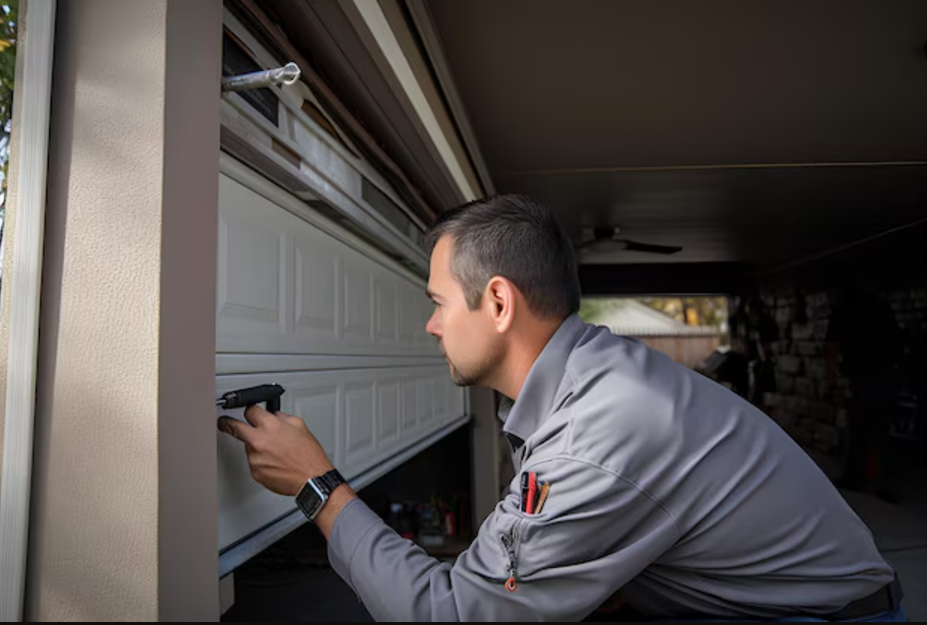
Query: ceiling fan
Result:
<box><xmin>574</xmin><ymin>226</ymin><xmax>683</xmax><ymax>256</ymax></box>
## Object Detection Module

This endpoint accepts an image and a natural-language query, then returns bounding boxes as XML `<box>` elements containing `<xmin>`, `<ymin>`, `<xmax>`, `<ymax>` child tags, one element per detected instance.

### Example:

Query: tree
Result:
<box><xmin>638</xmin><ymin>296</ymin><xmax>729</xmax><ymax>333</ymax></box>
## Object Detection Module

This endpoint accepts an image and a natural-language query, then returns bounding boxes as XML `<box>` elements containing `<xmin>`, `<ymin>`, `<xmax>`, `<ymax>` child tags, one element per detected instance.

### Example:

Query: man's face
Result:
<box><xmin>426</xmin><ymin>236</ymin><xmax>501</xmax><ymax>386</ymax></box>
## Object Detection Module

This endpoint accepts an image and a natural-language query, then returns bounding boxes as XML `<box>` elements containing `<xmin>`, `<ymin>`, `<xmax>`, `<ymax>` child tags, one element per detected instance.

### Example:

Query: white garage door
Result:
<box><xmin>215</xmin><ymin>169</ymin><xmax>466</xmax><ymax>574</ymax></box>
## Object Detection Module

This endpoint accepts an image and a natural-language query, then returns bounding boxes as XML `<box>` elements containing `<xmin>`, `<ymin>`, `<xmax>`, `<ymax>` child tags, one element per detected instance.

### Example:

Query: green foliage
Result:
<box><xmin>578</xmin><ymin>297</ymin><xmax>626</xmax><ymax>325</ymax></box>
<box><xmin>638</xmin><ymin>296</ymin><xmax>728</xmax><ymax>332</ymax></box>
<box><xmin>0</xmin><ymin>1</ymin><xmax>18</xmax><ymax>128</ymax></box>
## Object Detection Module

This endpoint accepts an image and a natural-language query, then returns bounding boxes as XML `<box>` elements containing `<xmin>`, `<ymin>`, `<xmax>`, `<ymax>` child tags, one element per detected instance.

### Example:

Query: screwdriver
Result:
<box><xmin>216</xmin><ymin>383</ymin><xmax>286</xmax><ymax>414</ymax></box>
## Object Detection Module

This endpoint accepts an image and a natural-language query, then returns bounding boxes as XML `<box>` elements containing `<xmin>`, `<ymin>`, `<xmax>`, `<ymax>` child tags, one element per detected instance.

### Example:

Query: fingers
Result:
<box><xmin>283</xmin><ymin>414</ymin><xmax>305</xmax><ymax>429</ymax></box>
<box><xmin>217</xmin><ymin>416</ymin><xmax>254</xmax><ymax>444</ymax></box>
<box><xmin>243</xmin><ymin>404</ymin><xmax>275</xmax><ymax>427</ymax></box>
<box><xmin>218</xmin><ymin>408</ymin><xmax>303</xmax><ymax>445</ymax></box>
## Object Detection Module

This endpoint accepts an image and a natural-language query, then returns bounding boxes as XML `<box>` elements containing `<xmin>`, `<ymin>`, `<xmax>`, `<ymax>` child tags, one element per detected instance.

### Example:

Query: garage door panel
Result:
<box><xmin>217</xmin><ymin>170</ymin><xmax>468</xmax><ymax>560</ymax></box>
<box><xmin>401</xmin><ymin>380</ymin><xmax>418</xmax><ymax>434</ymax></box>
<box><xmin>216</xmin><ymin>366</ymin><xmax>461</xmax><ymax>551</ymax></box>
<box><xmin>417</xmin><ymin>378</ymin><xmax>435</xmax><ymax>430</ymax></box>
<box><xmin>399</xmin><ymin>282</ymin><xmax>423</xmax><ymax>345</ymax></box>
<box><xmin>217</xmin><ymin>174</ymin><xmax>439</xmax><ymax>357</ymax></box>
<box><xmin>292</xmin><ymin>383</ymin><xmax>340</xmax><ymax>467</ymax></box>
<box><xmin>294</xmin><ymin>236</ymin><xmax>340</xmax><ymax>345</ymax></box>
<box><xmin>342</xmin><ymin>254</ymin><xmax>374</xmax><ymax>347</ymax></box>
<box><xmin>374</xmin><ymin>273</ymin><xmax>399</xmax><ymax>346</ymax></box>
<box><xmin>377</xmin><ymin>380</ymin><xmax>401</xmax><ymax>451</ymax></box>
<box><xmin>217</xmin><ymin>211</ymin><xmax>289</xmax><ymax>341</ymax></box>
<box><xmin>217</xmin><ymin>429</ymin><xmax>294</xmax><ymax>552</ymax></box>
<box><xmin>343</xmin><ymin>381</ymin><xmax>376</xmax><ymax>473</ymax></box>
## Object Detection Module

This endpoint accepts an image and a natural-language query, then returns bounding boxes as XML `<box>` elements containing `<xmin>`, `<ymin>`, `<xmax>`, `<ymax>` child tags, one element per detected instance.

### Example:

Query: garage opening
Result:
<box><xmin>212</xmin><ymin>0</ymin><xmax>927</xmax><ymax>619</ymax></box>
<box><xmin>579</xmin><ymin>295</ymin><xmax>730</xmax><ymax>370</ymax></box>
<box><xmin>222</xmin><ymin>425</ymin><xmax>473</xmax><ymax>623</ymax></box>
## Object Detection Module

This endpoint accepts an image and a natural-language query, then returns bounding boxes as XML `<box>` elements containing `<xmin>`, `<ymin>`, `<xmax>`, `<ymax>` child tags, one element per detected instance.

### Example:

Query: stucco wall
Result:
<box><xmin>26</xmin><ymin>0</ymin><xmax>221</xmax><ymax>620</ymax></box>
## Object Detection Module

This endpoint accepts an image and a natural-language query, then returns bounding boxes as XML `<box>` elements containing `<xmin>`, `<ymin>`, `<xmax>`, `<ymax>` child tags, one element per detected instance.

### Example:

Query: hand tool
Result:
<box><xmin>216</xmin><ymin>383</ymin><xmax>285</xmax><ymax>414</ymax></box>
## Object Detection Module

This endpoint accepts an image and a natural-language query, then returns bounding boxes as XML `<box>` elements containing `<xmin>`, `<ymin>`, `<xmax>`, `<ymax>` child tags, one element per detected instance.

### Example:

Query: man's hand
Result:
<box><xmin>218</xmin><ymin>406</ymin><xmax>334</xmax><ymax>496</ymax></box>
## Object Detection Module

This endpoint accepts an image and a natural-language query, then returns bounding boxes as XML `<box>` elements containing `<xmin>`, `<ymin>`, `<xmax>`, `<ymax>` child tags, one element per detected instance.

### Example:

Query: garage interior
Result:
<box><xmin>220</xmin><ymin>0</ymin><xmax>927</xmax><ymax>620</ymax></box>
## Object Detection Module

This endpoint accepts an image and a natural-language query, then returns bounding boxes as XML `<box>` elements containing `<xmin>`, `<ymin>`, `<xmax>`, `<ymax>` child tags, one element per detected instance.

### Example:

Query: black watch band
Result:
<box><xmin>296</xmin><ymin>469</ymin><xmax>347</xmax><ymax>522</ymax></box>
<box><xmin>314</xmin><ymin>468</ymin><xmax>346</xmax><ymax>497</ymax></box>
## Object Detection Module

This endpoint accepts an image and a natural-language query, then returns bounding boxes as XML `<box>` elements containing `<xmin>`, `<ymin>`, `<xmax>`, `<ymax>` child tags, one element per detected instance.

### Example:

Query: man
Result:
<box><xmin>219</xmin><ymin>195</ymin><xmax>906</xmax><ymax>621</ymax></box>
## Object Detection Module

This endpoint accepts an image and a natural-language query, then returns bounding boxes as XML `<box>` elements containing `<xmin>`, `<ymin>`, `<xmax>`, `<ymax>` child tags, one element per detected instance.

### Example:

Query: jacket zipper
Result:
<box><xmin>501</xmin><ymin>527</ymin><xmax>519</xmax><ymax>593</ymax></box>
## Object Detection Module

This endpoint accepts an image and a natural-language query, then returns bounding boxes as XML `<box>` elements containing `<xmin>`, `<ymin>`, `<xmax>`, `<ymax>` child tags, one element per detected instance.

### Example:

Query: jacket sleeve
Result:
<box><xmin>327</xmin><ymin>455</ymin><xmax>681</xmax><ymax>621</ymax></box>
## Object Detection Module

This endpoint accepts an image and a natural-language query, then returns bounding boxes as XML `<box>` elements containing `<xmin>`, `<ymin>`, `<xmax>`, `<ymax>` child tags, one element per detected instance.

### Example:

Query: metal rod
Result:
<box><xmin>222</xmin><ymin>61</ymin><xmax>301</xmax><ymax>92</ymax></box>
<box><xmin>498</xmin><ymin>160</ymin><xmax>927</xmax><ymax>178</ymax></box>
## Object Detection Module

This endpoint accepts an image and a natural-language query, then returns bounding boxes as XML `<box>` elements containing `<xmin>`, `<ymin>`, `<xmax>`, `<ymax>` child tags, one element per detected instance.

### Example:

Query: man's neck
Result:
<box><xmin>491</xmin><ymin>317</ymin><xmax>562</xmax><ymax>401</ymax></box>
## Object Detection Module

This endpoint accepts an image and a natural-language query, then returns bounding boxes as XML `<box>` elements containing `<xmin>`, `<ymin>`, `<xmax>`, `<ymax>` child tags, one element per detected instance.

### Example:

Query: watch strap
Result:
<box><xmin>313</xmin><ymin>468</ymin><xmax>346</xmax><ymax>497</ymax></box>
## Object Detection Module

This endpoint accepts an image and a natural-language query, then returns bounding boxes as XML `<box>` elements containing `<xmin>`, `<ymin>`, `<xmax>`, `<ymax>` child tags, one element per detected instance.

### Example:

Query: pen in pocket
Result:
<box><xmin>535</xmin><ymin>482</ymin><xmax>551</xmax><ymax>514</ymax></box>
<box><xmin>526</xmin><ymin>472</ymin><xmax>538</xmax><ymax>514</ymax></box>
<box><xmin>520</xmin><ymin>472</ymin><xmax>529</xmax><ymax>512</ymax></box>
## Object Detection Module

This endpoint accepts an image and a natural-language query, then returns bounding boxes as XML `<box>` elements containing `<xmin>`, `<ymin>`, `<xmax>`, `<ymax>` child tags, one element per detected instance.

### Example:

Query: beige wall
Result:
<box><xmin>27</xmin><ymin>0</ymin><xmax>221</xmax><ymax>620</ymax></box>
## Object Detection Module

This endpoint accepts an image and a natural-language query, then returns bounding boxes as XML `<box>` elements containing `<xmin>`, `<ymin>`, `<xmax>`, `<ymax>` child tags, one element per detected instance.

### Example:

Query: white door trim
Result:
<box><xmin>348</xmin><ymin>0</ymin><xmax>478</xmax><ymax>202</ymax></box>
<box><xmin>0</xmin><ymin>0</ymin><xmax>58</xmax><ymax>620</ymax></box>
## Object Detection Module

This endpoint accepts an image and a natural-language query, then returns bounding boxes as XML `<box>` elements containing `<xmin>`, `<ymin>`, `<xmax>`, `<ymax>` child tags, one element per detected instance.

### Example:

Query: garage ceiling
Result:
<box><xmin>423</xmin><ymin>0</ymin><xmax>927</xmax><ymax>268</ymax></box>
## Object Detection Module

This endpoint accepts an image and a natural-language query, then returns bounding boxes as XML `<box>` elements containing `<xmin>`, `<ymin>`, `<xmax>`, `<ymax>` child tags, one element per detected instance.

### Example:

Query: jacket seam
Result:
<box><xmin>524</xmin><ymin>454</ymin><xmax>684</xmax><ymax>538</ymax></box>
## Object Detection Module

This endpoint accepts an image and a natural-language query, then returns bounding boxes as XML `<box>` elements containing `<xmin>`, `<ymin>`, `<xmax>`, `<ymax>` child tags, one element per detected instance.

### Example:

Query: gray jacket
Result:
<box><xmin>327</xmin><ymin>314</ymin><xmax>893</xmax><ymax>621</ymax></box>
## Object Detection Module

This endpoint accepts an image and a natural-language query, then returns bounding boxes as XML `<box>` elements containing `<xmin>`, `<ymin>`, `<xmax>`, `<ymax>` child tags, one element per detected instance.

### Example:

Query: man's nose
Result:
<box><xmin>426</xmin><ymin>310</ymin><xmax>440</xmax><ymax>337</ymax></box>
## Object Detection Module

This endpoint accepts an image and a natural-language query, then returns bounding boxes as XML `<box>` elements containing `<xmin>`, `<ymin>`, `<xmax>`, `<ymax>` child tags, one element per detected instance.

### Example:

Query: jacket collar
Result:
<box><xmin>498</xmin><ymin>313</ymin><xmax>586</xmax><ymax>443</ymax></box>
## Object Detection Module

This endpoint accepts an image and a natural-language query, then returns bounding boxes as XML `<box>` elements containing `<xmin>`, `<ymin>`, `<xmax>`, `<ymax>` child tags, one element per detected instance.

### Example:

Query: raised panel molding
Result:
<box><xmin>217</xmin><ymin>173</ymin><xmax>439</xmax><ymax>358</ymax></box>
<box><xmin>377</xmin><ymin>380</ymin><xmax>401</xmax><ymax>451</ymax></box>
<box><xmin>293</xmin><ymin>384</ymin><xmax>339</xmax><ymax>465</ymax></box>
<box><xmin>401</xmin><ymin>380</ymin><xmax>418</xmax><ymax>434</ymax></box>
<box><xmin>375</xmin><ymin>273</ymin><xmax>399</xmax><ymax>346</ymax></box>
<box><xmin>417</xmin><ymin>378</ymin><xmax>434</xmax><ymax>429</ymax></box>
<box><xmin>344</xmin><ymin>382</ymin><xmax>376</xmax><ymax>473</ymax></box>
<box><xmin>216</xmin><ymin>213</ymin><xmax>287</xmax><ymax>338</ymax></box>
<box><xmin>342</xmin><ymin>256</ymin><xmax>374</xmax><ymax>346</ymax></box>
<box><xmin>294</xmin><ymin>237</ymin><xmax>340</xmax><ymax>344</ymax></box>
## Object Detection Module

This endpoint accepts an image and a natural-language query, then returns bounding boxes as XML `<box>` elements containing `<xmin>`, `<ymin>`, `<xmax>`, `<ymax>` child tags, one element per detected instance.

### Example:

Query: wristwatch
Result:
<box><xmin>296</xmin><ymin>468</ymin><xmax>347</xmax><ymax>522</ymax></box>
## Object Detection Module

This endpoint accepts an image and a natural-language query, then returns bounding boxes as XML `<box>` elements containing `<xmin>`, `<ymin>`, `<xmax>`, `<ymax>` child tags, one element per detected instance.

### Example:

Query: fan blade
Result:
<box><xmin>576</xmin><ymin>226</ymin><xmax>620</xmax><ymax>251</ymax></box>
<box><xmin>620</xmin><ymin>239</ymin><xmax>683</xmax><ymax>255</ymax></box>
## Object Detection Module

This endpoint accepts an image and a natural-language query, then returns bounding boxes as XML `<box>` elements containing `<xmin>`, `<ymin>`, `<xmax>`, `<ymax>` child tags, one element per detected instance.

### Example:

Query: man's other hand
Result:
<box><xmin>218</xmin><ymin>407</ymin><xmax>334</xmax><ymax>496</ymax></box>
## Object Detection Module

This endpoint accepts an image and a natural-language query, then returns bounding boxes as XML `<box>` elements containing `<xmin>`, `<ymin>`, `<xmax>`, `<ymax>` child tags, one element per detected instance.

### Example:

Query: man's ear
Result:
<box><xmin>485</xmin><ymin>276</ymin><xmax>516</xmax><ymax>333</ymax></box>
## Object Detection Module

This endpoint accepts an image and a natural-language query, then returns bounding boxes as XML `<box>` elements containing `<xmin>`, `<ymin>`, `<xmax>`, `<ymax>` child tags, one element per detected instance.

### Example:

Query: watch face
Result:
<box><xmin>296</xmin><ymin>480</ymin><xmax>326</xmax><ymax>521</ymax></box>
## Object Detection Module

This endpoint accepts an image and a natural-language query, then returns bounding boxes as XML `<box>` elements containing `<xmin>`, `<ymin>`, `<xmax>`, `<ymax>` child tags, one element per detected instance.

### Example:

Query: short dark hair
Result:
<box><xmin>425</xmin><ymin>194</ymin><xmax>580</xmax><ymax>320</ymax></box>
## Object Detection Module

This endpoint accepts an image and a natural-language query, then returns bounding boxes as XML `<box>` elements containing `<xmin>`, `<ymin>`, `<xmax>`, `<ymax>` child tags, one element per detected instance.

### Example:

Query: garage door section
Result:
<box><xmin>216</xmin><ymin>172</ymin><xmax>465</xmax><ymax>574</ymax></box>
